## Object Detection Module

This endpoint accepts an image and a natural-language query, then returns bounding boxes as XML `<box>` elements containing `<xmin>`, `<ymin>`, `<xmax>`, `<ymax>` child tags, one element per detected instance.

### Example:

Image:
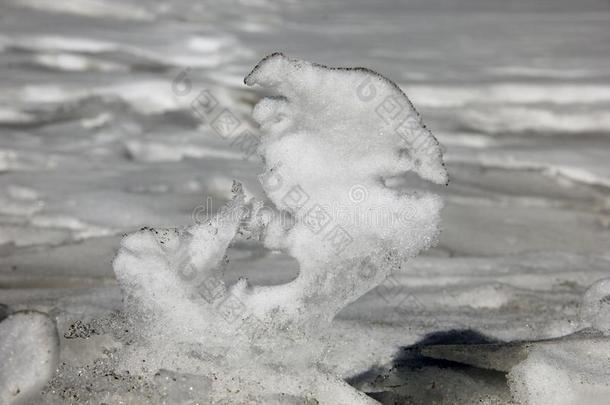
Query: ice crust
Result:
<box><xmin>41</xmin><ymin>54</ymin><xmax>448</xmax><ymax>403</ymax></box>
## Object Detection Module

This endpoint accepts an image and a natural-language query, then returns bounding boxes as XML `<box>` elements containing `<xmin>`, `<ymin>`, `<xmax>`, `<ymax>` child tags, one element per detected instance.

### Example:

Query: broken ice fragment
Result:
<box><xmin>239</xmin><ymin>53</ymin><xmax>447</xmax><ymax>330</ymax></box>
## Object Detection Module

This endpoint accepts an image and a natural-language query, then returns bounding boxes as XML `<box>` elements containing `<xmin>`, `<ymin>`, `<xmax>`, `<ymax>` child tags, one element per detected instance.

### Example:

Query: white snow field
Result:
<box><xmin>0</xmin><ymin>0</ymin><xmax>609</xmax><ymax>404</ymax></box>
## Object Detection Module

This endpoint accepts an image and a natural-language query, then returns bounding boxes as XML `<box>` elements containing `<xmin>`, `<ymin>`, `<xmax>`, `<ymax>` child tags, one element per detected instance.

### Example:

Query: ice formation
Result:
<box><xmin>404</xmin><ymin>276</ymin><xmax>610</xmax><ymax>405</ymax></box>
<box><xmin>238</xmin><ymin>53</ymin><xmax>447</xmax><ymax>330</ymax></box>
<box><xmin>110</xmin><ymin>53</ymin><xmax>446</xmax><ymax>402</ymax></box>
<box><xmin>0</xmin><ymin>312</ymin><xmax>58</xmax><ymax>404</ymax></box>
<box><xmin>507</xmin><ymin>337</ymin><xmax>610</xmax><ymax>405</ymax></box>
<box><xmin>507</xmin><ymin>278</ymin><xmax>610</xmax><ymax>405</ymax></box>
<box><xmin>36</xmin><ymin>53</ymin><xmax>447</xmax><ymax>403</ymax></box>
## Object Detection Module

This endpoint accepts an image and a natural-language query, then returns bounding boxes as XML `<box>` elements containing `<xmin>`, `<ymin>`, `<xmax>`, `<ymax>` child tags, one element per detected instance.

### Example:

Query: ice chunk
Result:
<box><xmin>112</xmin><ymin>184</ymin><xmax>248</xmax><ymax>373</ymax></box>
<box><xmin>508</xmin><ymin>337</ymin><xmax>610</xmax><ymax>405</ymax></box>
<box><xmin>507</xmin><ymin>280</ymin><xmax>610</xmax><ymax>405</ymax></box>
<box><xmin>235</xmin><ymin>53</ymin><xmax>447</xmax><ymax>328</ymax></box>
<box><xmin>0</xmin><ymin>311</ymin><xmax>59</xmax><ymax>404</ymax></box>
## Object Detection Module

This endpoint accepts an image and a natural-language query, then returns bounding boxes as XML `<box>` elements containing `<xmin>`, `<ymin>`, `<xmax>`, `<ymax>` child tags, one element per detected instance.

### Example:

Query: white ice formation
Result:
<box><xmin>507</xmin><ymin>278</ymin><xmax>610</xmax><ymax>405</ymax></box>
<box><xmin>508</xmin><ymin>337</ymin><xmax>610</xmax><ymax>405</ymax></box>
<box><xmin>53</xmin><ymin>53</ymin><xmax>448</xmax><ymax>403</ymax></box>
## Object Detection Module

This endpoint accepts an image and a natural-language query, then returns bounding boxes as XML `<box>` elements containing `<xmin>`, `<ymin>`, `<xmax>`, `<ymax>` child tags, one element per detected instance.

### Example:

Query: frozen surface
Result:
<box><xmin>0</xmin><ymin>0</ymin><xmax>609</xmax><ymax>403</ymax></box>
<box><xmin>504</xmin><ymin>278</ymin><xmax>610</xmax><ymax>405</ymax></box>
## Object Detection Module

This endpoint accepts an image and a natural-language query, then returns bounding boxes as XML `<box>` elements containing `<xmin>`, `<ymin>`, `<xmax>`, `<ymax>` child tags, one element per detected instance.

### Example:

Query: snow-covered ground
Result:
<box><xmin>0</xmin><ymin>0</ymin><xmax>609</xmax><ymax>403</ymax></box>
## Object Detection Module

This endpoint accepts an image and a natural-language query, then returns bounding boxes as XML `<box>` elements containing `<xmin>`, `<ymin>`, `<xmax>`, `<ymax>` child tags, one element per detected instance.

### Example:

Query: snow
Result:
<box><xmin>508</xmin><ymin>337</ymin><xmax>610</xmax><ymax>405</ymax></box>
<box><xmin>506</xmin><ymin>278</ymin><xmax>610</xmax><ymax>405</ymax></box>
<box><xmin>0</xmin><ymin>312</ymin><xmax>58</xmax><ymax>405</ymax></box>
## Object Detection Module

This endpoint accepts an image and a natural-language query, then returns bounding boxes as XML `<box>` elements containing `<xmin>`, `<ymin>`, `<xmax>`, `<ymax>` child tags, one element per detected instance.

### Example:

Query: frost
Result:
<box><xmin>44</xmin><ymin>53</ymin><xmax>447</xmax><ymax>403</ymax></box>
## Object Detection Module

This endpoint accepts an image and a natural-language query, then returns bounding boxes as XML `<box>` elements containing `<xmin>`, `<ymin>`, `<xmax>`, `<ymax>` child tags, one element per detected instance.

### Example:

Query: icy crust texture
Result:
<box><xmin>91</xmin><ymin>54</ymin><xmax>446</xmax><ymax>403</ymax></box>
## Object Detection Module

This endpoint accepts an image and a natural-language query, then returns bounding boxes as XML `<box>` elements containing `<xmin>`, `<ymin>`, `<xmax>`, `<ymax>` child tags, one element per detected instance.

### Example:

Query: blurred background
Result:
<box><xmin>0</xmin><ymin>0</ymin><xmax>609</xmax><ymax>400</ymax></box>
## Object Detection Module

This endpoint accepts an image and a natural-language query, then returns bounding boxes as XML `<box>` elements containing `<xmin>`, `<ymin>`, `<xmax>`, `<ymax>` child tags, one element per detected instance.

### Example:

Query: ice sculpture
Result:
<box><xmin>54</xmin><ymin>53</ymin><xmax>447</xmax><ymax>403</ymax></box>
